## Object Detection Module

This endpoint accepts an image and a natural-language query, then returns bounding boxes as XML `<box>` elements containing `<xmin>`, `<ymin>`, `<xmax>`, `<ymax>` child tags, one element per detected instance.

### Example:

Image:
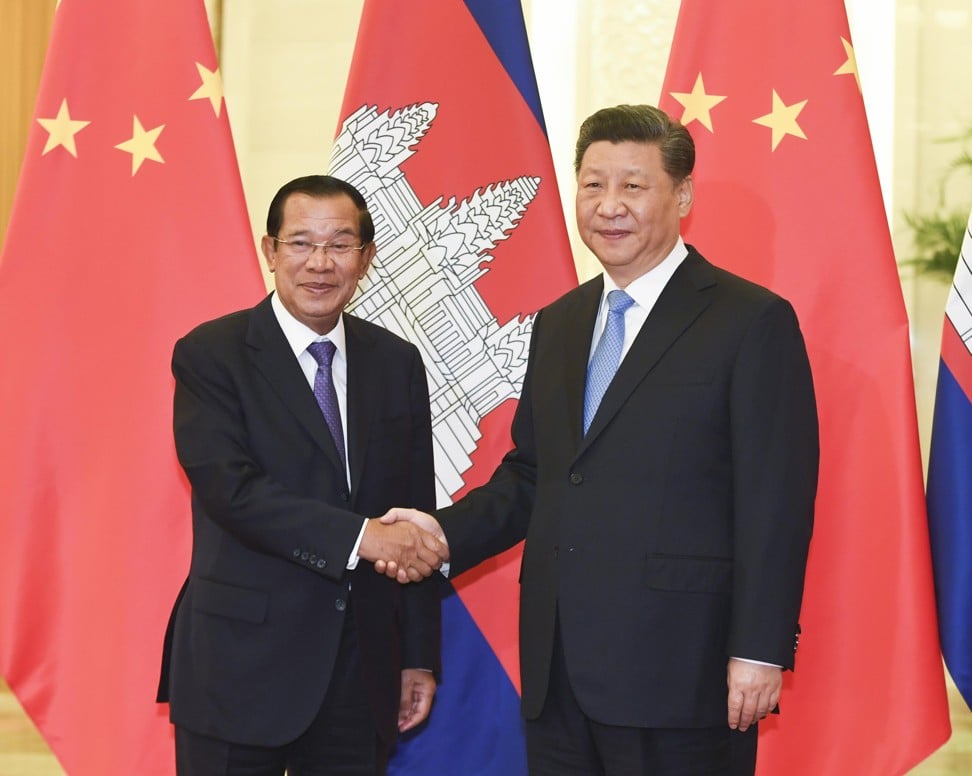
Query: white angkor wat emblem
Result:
<box><xmin>329</xmin><ymin>104</ymin><xmax>539</xmax><ymax>506</ymax></box>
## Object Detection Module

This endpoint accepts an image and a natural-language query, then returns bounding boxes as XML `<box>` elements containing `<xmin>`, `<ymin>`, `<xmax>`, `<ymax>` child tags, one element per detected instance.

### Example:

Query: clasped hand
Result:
<box><xmin>358</xmin><ymin>508</ymin><xmax>449</xmax><ymax>583</ymax></box>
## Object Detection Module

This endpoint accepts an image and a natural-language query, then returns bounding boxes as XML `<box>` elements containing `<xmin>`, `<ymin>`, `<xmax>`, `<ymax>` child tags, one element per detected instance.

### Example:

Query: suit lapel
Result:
<box><xmin>246</xmin><ymin>296</ymin><xmax>346</xmax><ymax>474</ymax></box>
<box><xmin>560</xmin><ymin>277</ymin><xmax>604</xmax><ymax>451</ymax></box>
<box><xmin>579</xmin><ymin>251</ymin><xmax>715</xmax><ymax>452</ymax></box>
<box><xmin>344</xmin><ymin>315</ymin><xmax>381</xmax><ymax>507</ymax></box>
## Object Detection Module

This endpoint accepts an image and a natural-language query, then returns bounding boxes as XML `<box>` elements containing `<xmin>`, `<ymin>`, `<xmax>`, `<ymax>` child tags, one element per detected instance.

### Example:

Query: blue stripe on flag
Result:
<box><xmin>463</xmin><ymin>0</ymin><xmax>547</xmax><ymax>134</ymax></box>
<box><xmin>928</xmin><ymin>360</ymin><xmax>972</xmax><ymax>708</ymax></box>
<box><xmin>390</xmin><ymin>587</ymin><xmax>527</xmax><ymax>774</ymax></box>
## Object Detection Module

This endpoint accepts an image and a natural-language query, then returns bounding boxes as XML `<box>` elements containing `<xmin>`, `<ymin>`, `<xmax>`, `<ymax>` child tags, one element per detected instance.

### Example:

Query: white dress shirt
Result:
<box><xmin>587</xmin><ymin>237</ymin><xmax>687</xmax><ymax>364</ymax></box>
<box><xmin>270</xmin><ymin>292</ymin><xmax>365</xmax><ymax>568</ymax></box>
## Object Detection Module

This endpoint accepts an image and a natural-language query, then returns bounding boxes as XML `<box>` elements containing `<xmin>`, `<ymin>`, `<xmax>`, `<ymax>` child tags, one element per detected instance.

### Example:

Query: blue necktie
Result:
<box><xmin>306</xmin><ymin>340</ymin><xmax>347</xmax><ymax>469</ymax></box>
<box><xmin>583</xmin><ymin>289</ymin><xmax>635</xmax><ymax>434</ymax></box>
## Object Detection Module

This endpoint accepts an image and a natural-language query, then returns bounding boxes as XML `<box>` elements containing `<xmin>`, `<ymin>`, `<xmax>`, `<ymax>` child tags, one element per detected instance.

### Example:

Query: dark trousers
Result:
<box><xmin>175</xmin><ymin>607</ymin><xmax>388</xmax><ymax>776</ymax></box>
<box><xmin>526</xmin><ymin>623</ymin><xmax>758</xmax><ymax>776</ymax></box>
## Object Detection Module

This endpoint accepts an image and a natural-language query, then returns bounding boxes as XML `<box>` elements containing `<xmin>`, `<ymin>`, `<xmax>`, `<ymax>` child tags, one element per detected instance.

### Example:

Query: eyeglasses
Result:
<box><xmin>271</xmin><ymin>237</ymin><xmax>365</xmax><ymax>260</ymax></box>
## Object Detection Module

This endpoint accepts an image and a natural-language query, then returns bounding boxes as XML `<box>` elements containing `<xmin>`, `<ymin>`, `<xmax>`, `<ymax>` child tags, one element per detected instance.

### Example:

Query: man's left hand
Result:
<box><xmin>726</xmin><ymin>658</ymin><xmax>782</xmax><ymax>732</ymax></box>
<box><xmin>398</xmin><ymin>669</ymin><xmax>437</xmax><ymax>732</ymax></box>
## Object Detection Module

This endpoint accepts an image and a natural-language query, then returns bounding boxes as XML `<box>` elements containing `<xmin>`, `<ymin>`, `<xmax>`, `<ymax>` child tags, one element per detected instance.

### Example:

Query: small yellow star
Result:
<box><xmin>37</xmin><ymin>99</ymin><xmax>90</xmax><ymax>157</ymax></box>
<box><xmin>833</xmin><ymin>37</ymin><xmax>861</xmax><ymax>92</ymax></box>
<box><xmin>669</xmin><ymin>73</ymin><xmax>727</xmax><ymax>132</ymax></box>
<box><xmin>753</xmin><ymin>90</ymin><xmax>808</xmax><ymax>151</ymax></box>
<box><xmin>189</xmin><ymin>62</ymin><xmax>224</xmax><ymax>117</ymax></box>
<box><xmin>114</xmin><ymin>116</ymin><xmax>165</xmax><ymax>175</ymax></box>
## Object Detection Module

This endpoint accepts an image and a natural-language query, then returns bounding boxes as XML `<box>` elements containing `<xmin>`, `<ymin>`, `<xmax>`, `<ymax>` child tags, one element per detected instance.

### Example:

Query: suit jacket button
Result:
<box><xmin>293</xmin><ymin>549</ymin><xmax>301</xmax><ymax>558</ymax></box>
<box><xmin>309</xmin><ymin>554</ymin><xmax>318</xmax><ymax>564</ymax></box>
<box><xmin>317</xmin><ymin>559</ymin><xmax>326</xmax><ymax>569</ymax></box>
<box><xmin>335</xmin><ymin>599</ymin><xmax>347</xmax><ymax>612</ymax></box>
<box><xmin>301</xmin><ymin>551</ymin><xmax>310</xmax><ymax>561</ymax></box>
<box><xmin>569</xmin><ymin>472</ymin><xmax>583</xmax><ymax>485</ymax></box>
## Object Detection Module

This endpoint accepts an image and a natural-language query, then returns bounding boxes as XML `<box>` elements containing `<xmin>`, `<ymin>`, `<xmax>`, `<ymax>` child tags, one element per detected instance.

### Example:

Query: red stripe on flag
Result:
<box><xmin>942</xmin><ymin>317</ymin><xmax>972</xmax><ymax>404</ymax></box>
<box><xmin>331</xmin><ymin>0</ymin><xmax>575</xmax><ymax>694</ymax></box>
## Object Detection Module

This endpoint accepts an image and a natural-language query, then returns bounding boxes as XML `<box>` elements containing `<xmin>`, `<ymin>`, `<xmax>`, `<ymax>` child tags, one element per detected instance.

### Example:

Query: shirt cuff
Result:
<box><xmin>346</xmin><ymin>519</ymin><xmax>367</xmax><ymax>570</ymax></box>
<box><xmin>731</xmin><ymin>656</ymin><xmax>782</xmax><ymax>668</ymax></box>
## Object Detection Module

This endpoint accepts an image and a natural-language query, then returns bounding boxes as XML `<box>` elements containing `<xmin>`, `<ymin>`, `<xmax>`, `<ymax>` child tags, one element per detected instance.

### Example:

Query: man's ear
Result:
<box><xmin>261</xmin><ymin>235</ymin><xmax>277</xmax><ymax>272</ymax></box>
<box><xmin>677</xmin><ymin>176</ymin><xmax>694</xmax><ymax>217</ymax></box>
<box><xmin>359</xmin><ymin>242</ymin><xmax>377</xmax><ymax>278</ymax></box>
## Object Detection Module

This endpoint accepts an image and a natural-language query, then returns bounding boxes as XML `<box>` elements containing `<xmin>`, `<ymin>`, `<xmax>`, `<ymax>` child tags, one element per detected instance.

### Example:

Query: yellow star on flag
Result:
<box><xmin>834</xmin><ymin>36</ymin><xmax>861</xmax><ymax>92</ymax></box>
<box><xmin>37</xmin><ymin>99</ymin><xmax>90</xmax><ymax>158</ymax></box>
<box><xmin>114</xmin><ymin>116</ymin><xmax>165</xmax><ymax>175</ymax></box>
<box><xmin>189</xmin><ymin>62</ymin><xmax>224</xmax><ymax>117</ymax></box>
<box><xmin>753</xmin><ymin>90</ymin><xmax>808</xmax><ymax>151</ymax></box>
<box><xmin>669</xmin><ymin>73</ymin><xmax>727</xmax><ymax>132</ymax></box>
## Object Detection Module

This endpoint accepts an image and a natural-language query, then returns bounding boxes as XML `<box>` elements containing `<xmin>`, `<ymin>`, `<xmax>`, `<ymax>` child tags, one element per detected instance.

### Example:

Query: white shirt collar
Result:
<box><xmin>600</xmin><ymin>237</ymin><xmax>688</xmax><ymax>310</ymax></box>
<box><xmin>270</xmin><ymin>292</ymin><xmax>347</xmax><ymax>358</ymax></box>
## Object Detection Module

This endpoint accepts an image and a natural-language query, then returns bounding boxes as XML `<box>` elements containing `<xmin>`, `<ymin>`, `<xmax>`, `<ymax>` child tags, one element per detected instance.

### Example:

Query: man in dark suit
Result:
<box><xmin>157</xmin><ymin>175</ymin><xmax>448</xmax><ymax>776</ymax></box>
<box><xmin>381</xmin><ymin>105</ymin><xmax>819</xmax><ymax>775</ymax></box>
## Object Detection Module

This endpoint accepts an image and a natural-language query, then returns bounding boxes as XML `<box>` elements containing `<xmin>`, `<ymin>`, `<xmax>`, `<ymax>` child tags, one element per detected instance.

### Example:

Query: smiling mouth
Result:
<box><xmin>301</xmin><ymin>283</ymin><xmax>334</xmax><ymax>294</ymax></box>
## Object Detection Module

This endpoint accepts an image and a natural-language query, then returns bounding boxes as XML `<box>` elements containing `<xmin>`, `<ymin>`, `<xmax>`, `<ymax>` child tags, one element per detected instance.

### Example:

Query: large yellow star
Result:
<box><xmin>669</xmin><ymin>73</ymin><xmax>727</xmax><ymax>132</ymax></box>
<box><xmin>37</xmin><ymin>98</ymin><xmax>90</xmax><ymax>157</ymax></box>
<box><xmin>189</xmin><ymin>62</ymin><xmax>224</xmax><ymax>117</ymax></box>
<box><xmin>114</xmin><ymin>116</ymin><xmax>165</xmax><ymax>175</ymax></box>
<box><xmin>753</xmin><ymin>90</ymin><xmax>808</xmax><ymax>151</ymax></box>
<box><xmin>834</xmin><ymin>36</ymin><xmax>861</xmax><ymax>92</ymax></box>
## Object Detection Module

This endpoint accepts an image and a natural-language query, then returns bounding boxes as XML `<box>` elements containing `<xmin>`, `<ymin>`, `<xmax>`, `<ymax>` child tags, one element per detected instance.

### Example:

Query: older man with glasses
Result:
<box><xmin>157</xmin><ymin>175</ymin><xmax>448</xmax><ymax>776</ymax></box>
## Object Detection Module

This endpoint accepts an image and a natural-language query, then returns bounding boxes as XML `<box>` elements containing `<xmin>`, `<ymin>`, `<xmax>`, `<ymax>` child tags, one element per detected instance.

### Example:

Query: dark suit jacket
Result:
<box><xmin>439</xmin><ymin>247</ymin><xmax>818</xmax><ymax>728</ymax></box>
<box><xmin>157</xmin><ymin>295</ymin><xmax>439</xmax><ymax>747</ymax></box>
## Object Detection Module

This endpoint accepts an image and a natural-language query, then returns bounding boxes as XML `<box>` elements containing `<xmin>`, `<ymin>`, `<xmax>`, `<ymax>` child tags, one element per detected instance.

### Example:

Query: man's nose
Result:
<box><xmin>596</xmin><ymin>188</ymin><xmax>626</xmax><ymax>216</ymax></box>
<box><xmin>306</xmin><ymin>245</ymin><xmax>334</xmax><ymax>269</ymax></box>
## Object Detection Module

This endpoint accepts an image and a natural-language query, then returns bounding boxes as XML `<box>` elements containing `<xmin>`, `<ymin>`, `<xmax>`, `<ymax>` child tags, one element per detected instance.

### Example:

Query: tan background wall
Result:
<box><xmin>0</xmin><ymin>0</ymin><xmax>56</xmax><ymax>241</ymax></box>
<box><xmin>894</xmin><ymin>2</ymin><xmax>972</xmax><ymax>466</ymax></box>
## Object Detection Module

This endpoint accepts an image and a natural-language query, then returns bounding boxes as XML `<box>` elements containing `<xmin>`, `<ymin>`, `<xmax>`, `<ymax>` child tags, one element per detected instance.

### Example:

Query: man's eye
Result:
<box><xmin>330</xmin><ymin>244</ymin><xmax>353</xmax><ymax>252</ymax></box>
<box><xmin>292</xmin><ymin>240</ymin><xmax>311</xmax><ymax>249</ymax></box>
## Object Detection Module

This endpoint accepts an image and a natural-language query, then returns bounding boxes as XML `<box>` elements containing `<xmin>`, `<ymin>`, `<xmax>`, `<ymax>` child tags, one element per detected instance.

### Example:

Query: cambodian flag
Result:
<box><xmin>328</xmin><ymin>1</ymin><xmax>577</xmax><ymax>772</ymax></box>
<box><xmin>928</xmin><ymin>210</ymin><xmax>972</xmax><ymax>711</ymax></box>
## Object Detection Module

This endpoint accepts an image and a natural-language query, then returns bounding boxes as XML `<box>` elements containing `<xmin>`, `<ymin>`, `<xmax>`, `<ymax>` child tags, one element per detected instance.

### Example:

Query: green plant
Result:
<box><xmin>903</xmin><ymin>127</ymin><xmax>972</xmax><ymax>281</ymax></box>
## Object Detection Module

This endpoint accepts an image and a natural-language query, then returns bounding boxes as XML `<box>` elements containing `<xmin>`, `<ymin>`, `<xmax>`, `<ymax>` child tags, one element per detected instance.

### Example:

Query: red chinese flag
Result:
<box><xmin>0</xmin><ymin>1</ymin><xmax>265</xmax><ymax>773</ymax></box>
<box><xmin>660</xmin><ymin>2</ymin><xmax>950</xmax><ymax>773</ymax></box>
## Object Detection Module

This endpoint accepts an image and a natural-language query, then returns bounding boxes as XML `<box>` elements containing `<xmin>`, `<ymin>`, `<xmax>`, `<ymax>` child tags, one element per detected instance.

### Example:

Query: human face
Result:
<box><xmin>575</xmin><ymin>140</ymin><xmax>693</xmax><ymax>287</ymax></box>
<box><xmin>261</xmin><ymin>192</ymin><xmax>375</xmax><ymax>335</ymax></box>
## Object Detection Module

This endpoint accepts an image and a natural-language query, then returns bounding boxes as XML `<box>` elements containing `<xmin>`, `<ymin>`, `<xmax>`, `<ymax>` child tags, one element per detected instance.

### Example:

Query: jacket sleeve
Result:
<box><xmin>727</xmin><ymin>297</ymin><xmax>818</xmax><ymax>668</ymax></box>
<box><xmin>172</xmin><ymin>330</ymin><xmax>362</xmax><ymax>582</ymax></box>
<box><xmin>399</xmin><ymin>346</ymin><xmax>442</xmax><ymax>673</ymax></box>
<box><xmin>436</xmin><ymin>311</ymin><xmax>542</xmax><ymax>576</ymax></box>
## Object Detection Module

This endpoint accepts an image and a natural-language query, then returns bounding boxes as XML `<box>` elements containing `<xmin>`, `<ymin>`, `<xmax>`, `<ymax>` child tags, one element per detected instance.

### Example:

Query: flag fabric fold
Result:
<box><xmin>928</xmin><ymin>210</ymin><xmax>972</xmax><ymax>709</ymax></box>
<box><xmin>659</xmin><ymin>2</ymin><xmax>950</xmax><ymax>773</ymax></box>
<box><xmin>327</xmin><ymin>1</ymin><xmax>576</xmax><ymax>772</ymax></box>
<box><xmin>0</xmin><ymin>1</ymin><xmax>265</xmax><ymax>773</ymax></box>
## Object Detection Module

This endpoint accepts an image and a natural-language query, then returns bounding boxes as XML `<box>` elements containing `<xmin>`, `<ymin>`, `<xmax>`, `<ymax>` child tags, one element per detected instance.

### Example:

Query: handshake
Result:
<box><xmin>358</xmin><ymin>508</ymin><xmax>449</xmax><ymax>583</ymax></box>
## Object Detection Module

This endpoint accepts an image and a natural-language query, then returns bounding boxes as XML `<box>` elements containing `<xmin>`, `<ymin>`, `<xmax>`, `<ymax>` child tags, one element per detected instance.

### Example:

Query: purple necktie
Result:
<box><xmin>306</xmin><ymin>340</ymin><xmax>346</xmax><ymax>469</ymax></box>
